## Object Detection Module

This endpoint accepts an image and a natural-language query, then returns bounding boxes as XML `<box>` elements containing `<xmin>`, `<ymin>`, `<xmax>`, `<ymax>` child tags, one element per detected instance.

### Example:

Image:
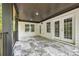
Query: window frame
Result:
<box><xmin>55</xmin><ymin>21</ymin><xmax>60</xmax><ymax>37</ymax></box>
<box><xmin>64</xmin><ymin>17</ymin><xmax>72</xmax><ymax>39</ymax></box>
<box><xmin>46</xmin><ymin>22</ymin><xmax>51</xmax><ymax>33</ymax></box>
<box><xmin>31</xmin><ymin>24</ymin><xmax>35</xmax><ymax>32</ymax></box>
<box><xmin>25</xmin><ymin>24</ymin><xmax>30</xmax><ymax>32</ymax></box>
<box><xmin>39</xmin><ymin>25</ymin><xmax>41</xmax><ymax>34</ymax></box>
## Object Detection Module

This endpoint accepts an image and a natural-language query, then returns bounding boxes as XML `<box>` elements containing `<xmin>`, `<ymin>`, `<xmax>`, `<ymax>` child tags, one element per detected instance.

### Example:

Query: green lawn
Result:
<box><xmin>0</xmin><ymin>4</ymin><xmax>2</xmax><ymax>32</ymax></box>
<box><xmin>0</xmin><ymin>17</ymin><xmax>2</xmax><ymax>32</ymax></box>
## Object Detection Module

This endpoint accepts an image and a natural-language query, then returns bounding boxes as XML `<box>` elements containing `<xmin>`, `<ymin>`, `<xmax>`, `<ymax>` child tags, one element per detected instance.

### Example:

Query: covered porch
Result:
<box><xmin>1</xmin><ymin>3</ymin><xmax>79</xmax><ymax>56</ymax></box>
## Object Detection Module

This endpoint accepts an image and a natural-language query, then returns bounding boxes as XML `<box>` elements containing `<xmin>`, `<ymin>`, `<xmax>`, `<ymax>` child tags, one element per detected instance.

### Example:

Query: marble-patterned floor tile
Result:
<box><xmin>13</xmin><ymin>36</ymin><xmax>79</xmax><ymax>56</ymax></box>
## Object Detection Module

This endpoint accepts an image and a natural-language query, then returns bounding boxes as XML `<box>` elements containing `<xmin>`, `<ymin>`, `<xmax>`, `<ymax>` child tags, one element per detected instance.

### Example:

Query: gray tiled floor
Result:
<box><xmin>13</xmin><ymin>36</ymin><xmax>79</xmax><ymax>56</ymax></box>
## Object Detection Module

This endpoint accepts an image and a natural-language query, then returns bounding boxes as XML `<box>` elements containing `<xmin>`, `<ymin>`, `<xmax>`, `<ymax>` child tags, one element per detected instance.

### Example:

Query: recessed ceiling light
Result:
<box><xmin>35</xmin><ymin>12</ymin><xmax>39</xmax><ymax>16</ymax></box>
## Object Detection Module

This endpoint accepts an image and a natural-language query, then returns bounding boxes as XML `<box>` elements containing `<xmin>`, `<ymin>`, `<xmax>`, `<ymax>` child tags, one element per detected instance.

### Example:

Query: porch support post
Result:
<box><xmin>15</xmin><ymin>18</ymin><xmax>18</xmax><ymax>41</ymax></box>
<box><xmin>2</xmin><ymin>3</ymin><xmax>13</xmax><ymax>56</ymax></box>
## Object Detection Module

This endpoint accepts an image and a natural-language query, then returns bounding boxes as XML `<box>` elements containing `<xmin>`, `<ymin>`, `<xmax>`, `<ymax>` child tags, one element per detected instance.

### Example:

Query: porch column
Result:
<box><xmin>2</xmin><ymin>3</ymin><xmax>13</xmax><ymax>56</ymax></box>
<box><xmin>15</xmin><ymin>18</ymin><xmax>18</xmax><ymax>41</ymax></box>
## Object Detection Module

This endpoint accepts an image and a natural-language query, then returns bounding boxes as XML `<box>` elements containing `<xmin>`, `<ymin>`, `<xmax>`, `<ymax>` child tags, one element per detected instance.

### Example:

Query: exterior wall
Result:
<box><xmin>18</xmin><ymin>8</ymin><xmax>79</xmax><ymax>45</ymax></box>
<box><xmin>39</xmin><ymin>19</ymin><xmax>53</xmax><ymax>39</ymax></box>
<box><xmin>38</xmin><ymin>8</ymin><xmax>79</xmax><ymax>44</ymax></box>
<box><xmin>75</xmin><ymin>11</ymin><xmax>79</xmax><ymax>46</ymax></box>
<box><xmin>18</xmin><ymin>22</ymin><xmax>39</xmax><ymax>40</ymax></box>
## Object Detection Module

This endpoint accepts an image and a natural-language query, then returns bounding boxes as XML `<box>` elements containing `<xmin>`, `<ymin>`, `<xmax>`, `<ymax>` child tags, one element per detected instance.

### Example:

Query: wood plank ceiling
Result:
<box><xmin>15</xmin><ymin>3</ymin><xmax>79</xmax><ymax>23</ymax></box>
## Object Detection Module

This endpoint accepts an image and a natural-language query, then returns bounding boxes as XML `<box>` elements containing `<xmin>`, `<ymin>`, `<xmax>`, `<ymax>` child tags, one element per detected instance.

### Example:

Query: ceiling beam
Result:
<box><xmin>17</xmin><ymin>18</ymin><xmax>40</xmax><ymax>23</ymax></box>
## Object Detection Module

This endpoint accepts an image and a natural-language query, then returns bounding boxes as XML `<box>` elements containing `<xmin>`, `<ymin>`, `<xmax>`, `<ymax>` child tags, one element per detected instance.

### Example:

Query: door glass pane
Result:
<box><xmin>40</xmin><ymin>25</ymin><xmax>41</xmax><ymax>34</ymax></box>
<box><xmin>31</xmin><ymin>24</ymin><xmax>35</xmax><ymax>32</ymax></box>
<box><xmin>64</xmin><ymin>18</ymin><xmax>72</xmax><ymax>39</ymax></box>
<box><xmin>55</xmin><ymin>21</ymin><xmax>60</xmax><ymax>37</ymax></box>
<box><xmin>46</xmin><ymin>22</ymin><xmax>51</xmax><ymax>33</ymax></box>
<box><xmin>25</xmin><ymin>24</ymin><xmax>29</xmax><ymax>32</ymax></box>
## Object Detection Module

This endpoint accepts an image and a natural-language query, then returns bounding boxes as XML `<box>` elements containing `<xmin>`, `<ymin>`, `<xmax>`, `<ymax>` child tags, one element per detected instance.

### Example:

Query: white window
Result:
<box><xmin>55</xmin><ymin>21</ymin><xmax>60</xmax><ymax>37</ymax></box>
<box><xmin>46</xmin><ymin>22</ymin><xmax>51</xmax><ymax>33</ymax></box>
<box><xmin>25</xmin><ymin>24</ymin><xmax>29</xmax><ymax>32</ymax></box>
<box><xmin>31</xmin><ymin>24</ymin><xmax>35</xmax><ymax>32</ymax></box>
<box><xmin>25</xmin><ymin>24</ymin><xmax>35</xmax><ymax>32</ymax></box>
<box><xmin>64</xmin><ymin>18</ymin><xmax>72</xmax><ymax>39</ymax></box>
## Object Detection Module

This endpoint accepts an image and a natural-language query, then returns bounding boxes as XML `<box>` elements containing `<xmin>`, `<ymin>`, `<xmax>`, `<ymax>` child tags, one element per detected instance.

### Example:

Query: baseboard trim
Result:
<box><xmin>38</xmin><ymin>35</ymin><xmax>75</xmax><ymax>46</ymax></box>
